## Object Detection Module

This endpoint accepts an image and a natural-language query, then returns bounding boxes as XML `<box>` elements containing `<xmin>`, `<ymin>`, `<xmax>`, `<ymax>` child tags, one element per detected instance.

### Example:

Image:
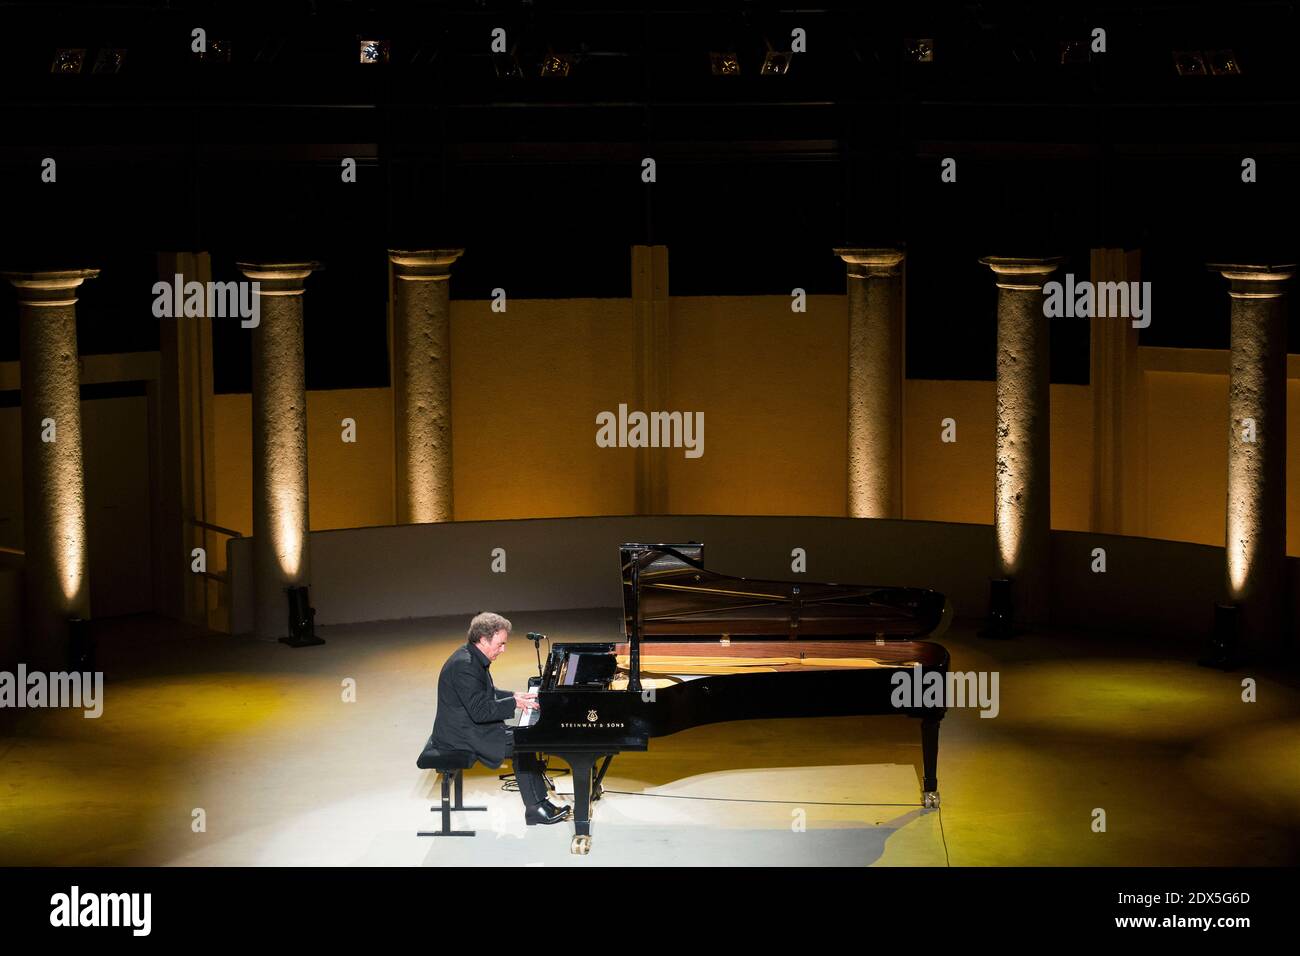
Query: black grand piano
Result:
<box><xmin>511</xmin><ymin>543</ymin><xmax>952</xmax><ymax>854</ymax></box>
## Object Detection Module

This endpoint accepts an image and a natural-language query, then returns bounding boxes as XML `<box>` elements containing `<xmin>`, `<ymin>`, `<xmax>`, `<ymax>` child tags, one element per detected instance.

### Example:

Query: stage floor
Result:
<box><xmin>1</xmin><ymin>609</ymin><xmax>1297</xmax><ymax>866</ymax></box>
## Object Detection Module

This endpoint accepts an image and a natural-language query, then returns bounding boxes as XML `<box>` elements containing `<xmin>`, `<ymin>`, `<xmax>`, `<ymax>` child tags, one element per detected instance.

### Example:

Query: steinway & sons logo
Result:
<box><xmin>560</xmin><ymin>709</ymin><xmax>625</xmax><ymax>729</ymax></box>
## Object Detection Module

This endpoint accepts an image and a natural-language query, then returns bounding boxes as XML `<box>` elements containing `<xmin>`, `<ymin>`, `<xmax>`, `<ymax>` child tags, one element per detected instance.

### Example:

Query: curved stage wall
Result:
<box><xmin>225</xmin><ymin>515</ymin><xmax>1288</xmax><ymax>645</ymax></box>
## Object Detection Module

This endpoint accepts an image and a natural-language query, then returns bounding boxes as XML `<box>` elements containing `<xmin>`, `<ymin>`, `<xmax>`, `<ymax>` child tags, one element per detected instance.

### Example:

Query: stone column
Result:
<box><xmin>834</xmin><ymin>248</ymin><xmax>906</xmax><ymax>518</ymax></box>
<box><xmin>388</xmin><ymin>250</ymin><xmax>463</xmax><ymax>524</ymax></box>
<box><xmin>236</xmin><ymin>261</ymin><xmax>317</xmax><ymax>639</ymax></box>
<box><xmin>2</xmin><ymin>269</ymin><xmax>99</xmax><ymax>669</ymax></box>
<box><xmin>1208</xmin><ymin>263</ymin><xmax>1292</xmax><ymax>656</ymax></box>
<box><xmin>980</xmin><ymin>256</ymin><xmax>1063</xmax><ymax>628</ymax></box>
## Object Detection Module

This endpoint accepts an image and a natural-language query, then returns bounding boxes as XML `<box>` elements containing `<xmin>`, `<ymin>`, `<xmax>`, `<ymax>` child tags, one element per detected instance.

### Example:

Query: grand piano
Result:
<box><xmin>511</xmin><ymin>543</ymin><xmax>952</xmax><ymax>854</ymax></box>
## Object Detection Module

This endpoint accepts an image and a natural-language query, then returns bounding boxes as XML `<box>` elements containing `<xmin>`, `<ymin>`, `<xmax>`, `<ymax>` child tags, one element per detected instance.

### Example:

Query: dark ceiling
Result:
<box><xmin>0</xmin><ymin>1</ymin><xmax>1295</xmax><ymax>385</ymax></box>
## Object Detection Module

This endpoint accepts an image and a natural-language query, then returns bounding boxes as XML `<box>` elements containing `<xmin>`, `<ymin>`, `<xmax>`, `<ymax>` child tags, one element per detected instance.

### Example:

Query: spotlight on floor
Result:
<box><xmin>68</xmin><ymin>617</ymin><xmax>95</xmax><ymax>671</ymax></box>
<box><xmin>1199</xmin><ymin>603</ymin><xmax>1240</xmax><ymax>670</ymax></box>
<box><xmin>281</xmin><ymin>585</ymin><xmax>324</xmax><ymax>648</ymax></box>
<box><xmin>979</xmin><ymin>577</ymin><xmax>1014</xmax><ymax>639</ymax></box>
<box><xmin>710</xmin><ymin>51</ymin><xmax>741</xmax><ymax>75</ymax></box>
<box><xmin>50</xmin><ymin>49</ymin><xmax>86</xmax><ymax>74</ymax></box>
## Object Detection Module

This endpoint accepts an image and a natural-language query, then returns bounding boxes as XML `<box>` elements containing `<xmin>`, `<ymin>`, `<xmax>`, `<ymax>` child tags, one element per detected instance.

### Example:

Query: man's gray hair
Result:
<box><xmin>468</xmin><ymin>611</ymin><xmax>512</xmax><ymax>645</ymax></box>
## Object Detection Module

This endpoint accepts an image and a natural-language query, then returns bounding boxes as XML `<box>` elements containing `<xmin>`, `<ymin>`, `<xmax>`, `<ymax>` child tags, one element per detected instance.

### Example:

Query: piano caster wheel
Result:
<box><xmin>570</xmin><ymin>835</ymin><xmax>592</xmax><ymax>855</ymax></box>
<box><xmin>922</xmin><ymin>791</ymin><xmax>940</xmax><ymax>809</ymax></box>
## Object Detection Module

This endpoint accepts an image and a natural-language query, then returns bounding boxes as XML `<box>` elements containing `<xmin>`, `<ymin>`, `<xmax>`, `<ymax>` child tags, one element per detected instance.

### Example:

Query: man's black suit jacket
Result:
<box><xmin>430</xmin><ymin>642</ymin><xmax>519</xmax><ymax>767</ymax></box>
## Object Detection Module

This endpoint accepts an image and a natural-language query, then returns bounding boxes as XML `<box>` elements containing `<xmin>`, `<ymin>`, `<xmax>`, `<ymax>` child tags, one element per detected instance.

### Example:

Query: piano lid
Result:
<box><xmin>620</xmin><ymin>543</ymin><xmax>951</xmax><ymax>641</ymax></box>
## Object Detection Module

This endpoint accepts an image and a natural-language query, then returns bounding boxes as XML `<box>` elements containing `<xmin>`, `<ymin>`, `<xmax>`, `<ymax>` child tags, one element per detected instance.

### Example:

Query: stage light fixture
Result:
<box><xmin>281</xmin><ymin>585</ymin><xmax>324</xmax><ymax>648</ymax></box>
<box><xmin>68</xmin><ymin>617</ymin><xmax>94</xmax><ymax>671</ymax></box>
<box><xmin>1199</xmin><ymin>603</ymin><xmax>1240</xmax><ymax>669</ymax></box>
<box><xmin>493</xmin><ymin>49</ymin><xmax>523</xmax><ymax>79</ymax></box>
<box><xmin>710</xmin><ymin>51</ymin><xmax>741</xmax><ymax>76</ymax></box>
<box><xmin>1206</xmin><ymin>49</ymin><xmax>1242</xmax><ymax>75</ymax></box>
<box><xmin>359</xmin><ymin>38</ymin><xmax>390</xmax><ymax>65</ymax></box>
<box><xmin>1010</xmin><ymin>43</ymin><xmax>1038</xmax><ymax>66</ymax></box>
<box><xmin>50</xmin><ymin>49</ymin><xmax>86</xmax><ymax>74</ymax></box>
<box><xmin>761</xmin><ymin>49</ymin><xmax>792</xmax><ymax>75</ymax></box>
<box><xmin>92</xmin><ymin>48</ymin><xmax>126</xmax><ymax>73</ymax></box>
<box><xmin>1173</xmin><ymin>51</ymin><xmax>1207</xmax><ymax>76</ymax></box>
<box><xmin>979</xmin><ymin>577</ymin><xmax>1014</xmax><ymax>639</ymax></box>
<box><xmin>1058</xmin><ymin>39</ymin><xmax>1089</xmax><ymax>65</ymax></box>
<box><xmin>194</xmin><ymin>39</ymin><xmax>232</xmax><ymax>64</ymax></box>
<box><xmin>904</xmin><ymin>38</ymin><xmax>934</xmax><ymax>63</ymax></box>
<box><xmin>539</xmin><ymin>51</ymin><xmax>573</xmax><ymax>78</ymax></box>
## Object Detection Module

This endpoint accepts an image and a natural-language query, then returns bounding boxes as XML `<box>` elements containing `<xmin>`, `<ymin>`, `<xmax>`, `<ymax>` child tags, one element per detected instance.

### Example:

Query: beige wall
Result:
<box><xmin>197</xmin><ymin>299</ymin><xmax>1292</xmax><ymax>556</ymax></box>
<box><xmin>212</xmin><ymin>386</ymin><xmax>395</xmax><ymax>540</ymax></box>
<box><xmin>7</xmin><ymin>294</ymin><xmax>1300</xmax><ymax>633</ymax></box>
<box><xmin>665</xmin><ymin>296</ymin><xmax>847</xmax><ymax>516</ymax></box>
<box><xmin>1143</xmin><ymin>371</ymin><xmax>1300</xmax><ymax>557</ymax></box>
<box><xmin>451</xmin><ymin>298</ymin><xmax>639</xmax><ymax>520</ymax></box>
<box><xmin>1145</xmin><ymin>371</ymin><xmax>1227</xmax><ymax>548</ymax></box>
<box><xmin>900</xmin><ymin>381</ymin><xmax>1092</xmax><ymax>532</ymax></box>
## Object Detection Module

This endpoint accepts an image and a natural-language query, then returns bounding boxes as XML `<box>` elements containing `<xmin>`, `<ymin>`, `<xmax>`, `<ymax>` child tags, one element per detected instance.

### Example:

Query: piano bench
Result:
<box><xmin>416</xmin><ymin>742</ymin><xmax>487</xmax><ymax>838</ymax></box>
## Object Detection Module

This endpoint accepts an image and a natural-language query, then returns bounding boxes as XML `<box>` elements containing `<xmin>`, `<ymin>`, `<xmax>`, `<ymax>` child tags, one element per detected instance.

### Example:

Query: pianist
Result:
<box><xmin>429</xmin><ymin>612</ymin><xmax>571</xmax><ymax>826</ymax></box>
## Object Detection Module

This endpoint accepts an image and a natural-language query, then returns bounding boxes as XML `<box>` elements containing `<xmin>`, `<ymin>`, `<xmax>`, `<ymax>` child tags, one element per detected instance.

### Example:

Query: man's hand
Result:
<box><xmin>514</xmin><ymin>691</ymin><xmax>539</xmax><ymax>711</ymax></box>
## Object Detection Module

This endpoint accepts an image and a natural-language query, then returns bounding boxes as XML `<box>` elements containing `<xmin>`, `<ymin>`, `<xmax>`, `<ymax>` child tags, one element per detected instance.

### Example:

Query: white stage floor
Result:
<box><xmin>4</xmin><ymin>607</ymin><xmax>1297</xmax><ymax>866</ymax></box>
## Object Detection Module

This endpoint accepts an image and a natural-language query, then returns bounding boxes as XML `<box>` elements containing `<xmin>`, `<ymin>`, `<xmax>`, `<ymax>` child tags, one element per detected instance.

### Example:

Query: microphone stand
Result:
<box><xmin>526</xmin><ymin>631</ymin><xmax>545</xmax><ymax>679</ymax></box>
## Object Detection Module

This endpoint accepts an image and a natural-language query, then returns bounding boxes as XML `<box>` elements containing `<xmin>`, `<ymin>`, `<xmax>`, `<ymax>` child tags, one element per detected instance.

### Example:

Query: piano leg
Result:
<box><xmin>920</xmin><ymin>716</ymin><xmax>941</xmax><ymax>808</ymax></box>
<box><xmin>558</xmin><ymin>752</ymin><xmax>601</xmax><ymax>854</ymax></box>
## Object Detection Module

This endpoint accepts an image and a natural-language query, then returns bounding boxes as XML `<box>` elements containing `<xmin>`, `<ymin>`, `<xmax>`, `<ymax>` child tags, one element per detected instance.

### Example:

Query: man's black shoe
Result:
<box><xmin>525</xmin><ymin>801</ymin><xmax>572</xmax><ymax>826</ymax></box>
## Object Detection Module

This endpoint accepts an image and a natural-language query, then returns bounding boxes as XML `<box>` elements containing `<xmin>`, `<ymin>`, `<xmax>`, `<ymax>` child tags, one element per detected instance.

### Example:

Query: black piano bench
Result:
<box><xmin>416</xmin><ymin>738</ymin><xmax>487</xmax><ymax>838</ymax></box>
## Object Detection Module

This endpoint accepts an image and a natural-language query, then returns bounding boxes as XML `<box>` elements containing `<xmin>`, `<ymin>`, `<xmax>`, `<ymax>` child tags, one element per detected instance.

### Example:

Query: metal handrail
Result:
<box><xmin>189</xmin><ymin>519</ymin><xmax>240</xmax><ymax>630</ymax></box>
<box><xmin>191</xmin><ymin>519</ymin><xmax>243</xmax><ymax>538</ymax></box>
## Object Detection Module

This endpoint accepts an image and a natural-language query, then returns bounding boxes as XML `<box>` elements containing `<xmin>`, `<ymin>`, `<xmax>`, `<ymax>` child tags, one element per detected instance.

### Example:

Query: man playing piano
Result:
<box><xmin>429</xmin><ymin>612</ymin><xmax>571</xmax><ymax>826</ymax></box>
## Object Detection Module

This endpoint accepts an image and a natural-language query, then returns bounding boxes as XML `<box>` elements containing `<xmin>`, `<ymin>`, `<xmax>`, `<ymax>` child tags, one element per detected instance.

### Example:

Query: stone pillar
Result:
<box><xmin>834</xmin><ymin>248</ymin><xmax>906</xmax><ymax>518</ymax></box>
<box><xmin>2</xmin><ymin>269</ymin><xmax>99</xmax><ymax>668</ymax></box>
<box><xmin>1208</xmin><ymin>263</ymin><xmax>1292</xmax><ymax>656</ymax></box>
<box><xmin>980</xmin><ymin>256</ymin><xmax>1063</xmax><ymax>628</ymax></box>
<box><xmin>236</xmin><ymin>261</ymin><xmax>317</xmax><ymax>639</ymax></box>
<box><xmin>388</xmin><ymin>250</ymin><xmax>463</xmax><ymax>524</ymax></box>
